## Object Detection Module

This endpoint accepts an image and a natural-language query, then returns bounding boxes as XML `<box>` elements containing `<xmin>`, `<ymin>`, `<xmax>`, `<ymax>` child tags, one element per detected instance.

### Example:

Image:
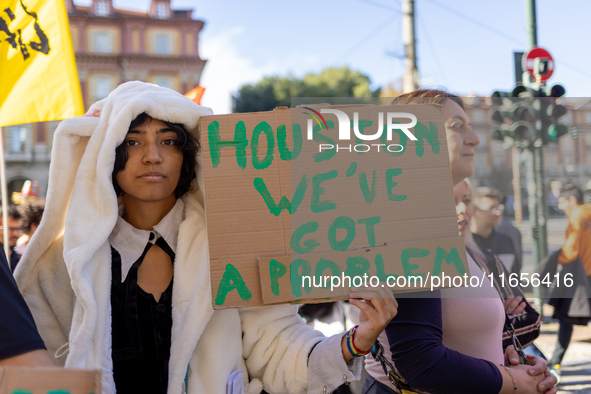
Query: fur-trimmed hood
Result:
<box><xmin>15</xmin><ymin>81</ymin><xmax>213</xmax><ymax>392</ymax></box>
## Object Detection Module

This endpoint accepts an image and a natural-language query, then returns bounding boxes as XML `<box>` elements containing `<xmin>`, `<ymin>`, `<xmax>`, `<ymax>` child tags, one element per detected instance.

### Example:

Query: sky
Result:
<box><xmin>76</xmin><ymin>0</ymin><xmax>591</xmax><ymax>114</ymax></box>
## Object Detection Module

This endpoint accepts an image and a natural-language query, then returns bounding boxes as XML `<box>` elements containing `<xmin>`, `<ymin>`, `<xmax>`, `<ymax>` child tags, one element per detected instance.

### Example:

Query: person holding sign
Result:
<box><xmin>362</xmin><ymin>90</ymin><xmax>556</xmax><ymax>394</ymax></box>
<box><xmin>14</xmin><ymin>82</ymin><xmax>397</xmax><ymax>394</ymax></box>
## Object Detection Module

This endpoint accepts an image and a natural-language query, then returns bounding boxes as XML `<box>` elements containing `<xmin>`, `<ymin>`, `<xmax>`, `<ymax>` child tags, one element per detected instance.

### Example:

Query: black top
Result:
<box><xmin>0</xmin><ymin>247</ymin><xmax>45</xmax><ymax>360</ymax></box>
<box><xmin>473</xmin><ymin>229</ymin><xmax>520</xmax><ymax>275</ymax></box>
<box><xmin>111</xmin><ymin>236</ymin><xmax>175</xmax><ymax>394</ymax></box>
<box><xmin>385</xmin><ymin>293</ymin><xmax>502</xmax><ymax>394</ymax></box>
<box><xmin>9</xmin><ymin>248</ymin><xmax>21</xmax><ymax>273</ymax></box>
<box><xmin>0</xmin><ymin>242</ymin><xmax>22</xmax><ymax>272</ymax></box>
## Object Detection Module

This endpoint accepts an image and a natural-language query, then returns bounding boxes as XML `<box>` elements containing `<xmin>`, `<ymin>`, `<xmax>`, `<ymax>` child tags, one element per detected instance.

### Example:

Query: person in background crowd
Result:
<box><xmin>455</xmin><ymin>179</ymin><xmax>543</xmax><ymax>355</ymax></box>
<box><xmin>0</xmin><ymin>245</ymin><xmax>55</xmax><ymax>367</ymax></box>
<box><xmin>0</xmin><ymin>205</ymin><xmax>23</xmax><ymax>272</ymax></box>
<box><xmin>15</xmin><ymin>200</ymin><xmax>45</xmax><ymax>256</ymax></box>
<box><xmin>549</xmin><ymin>183</ymin><xmax>591</xmax><ymax>370</ymax></box>
<box><xmin>490</xmin><ymin>194</ymin><xmax>550</xmax><ymax>378</ymax></box>
<box><xmin>472</xmin><ymin>187</ymin><xmax>521</xmax><ymax>276</ymax></box>
<box><xmin>495</xmin><ymin>193</ymin><xmax>523</xmax><ymax>274</ymax></box>
<box><xmin>455</xmin><ymin>181</ymin><xmax>527</xmax><ymax>319</ymax></box>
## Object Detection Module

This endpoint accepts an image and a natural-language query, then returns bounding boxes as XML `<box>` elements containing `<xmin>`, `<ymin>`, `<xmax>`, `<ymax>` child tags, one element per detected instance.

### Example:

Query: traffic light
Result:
<box><xmin>491</xmin><ymin>90</ymin><xmax>511</xmax><ymax>106</ymax></box>
<box><xmin>532</xmin><ymin>84</ymin><xmax>567</xmax><ymax>143</ymax></box>
<box><xmin>546</xmin><ymin>84</ymin><xmax>565</xmax><ymax>98</ymax></box>
<box><xmin>491</xmin><ymin>86</ymin><xmax>530</xmax><ymax>105</ymax></box>
<box><xmin>538</xmin><ymin>97</ymin><xmax>568</xmax><ymax>143</ymax></box>
<box><xmin>490</xmin><ymin>93</ymin><xmax>537</xmax><ymax>147</ymax></box>
<box><xmin>490</xmin><ymin>84</ymin><xmax>567</xmax><ymax>146</ymax></box>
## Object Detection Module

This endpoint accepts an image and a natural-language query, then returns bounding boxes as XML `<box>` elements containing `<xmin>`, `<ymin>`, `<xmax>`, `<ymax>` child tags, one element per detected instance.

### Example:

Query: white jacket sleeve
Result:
<box><xmin>15</xmin><ymin>238</ymin><xmax>74</xmax><ymax>365</ymax></box>
<box><xmin>239</xmin><ymin>304</ymin><xmax>362</xmax><ymax>394</ymax></box>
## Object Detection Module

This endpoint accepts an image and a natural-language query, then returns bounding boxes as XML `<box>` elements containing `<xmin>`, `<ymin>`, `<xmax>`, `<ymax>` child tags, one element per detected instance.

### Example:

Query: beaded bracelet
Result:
<box><xmin>346</xmin><ymin>325</ymin><xmax>371</xmax><ymax>357</ymax></box>
<box><xmin>501</xmin><ymin>365</ymin><xmax>517</xmax><ymax>392</ymax></box>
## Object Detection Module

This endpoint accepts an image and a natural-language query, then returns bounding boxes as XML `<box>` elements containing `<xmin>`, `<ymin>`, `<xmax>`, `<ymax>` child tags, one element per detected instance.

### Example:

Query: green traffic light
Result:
<box><xmin>547</xmin><ymin>124</ymin><xmax>568</xmax><ymax>141</ymax></box>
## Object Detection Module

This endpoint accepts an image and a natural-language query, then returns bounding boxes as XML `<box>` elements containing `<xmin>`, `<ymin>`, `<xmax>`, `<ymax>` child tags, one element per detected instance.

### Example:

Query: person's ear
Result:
<box><xmin>569</xmin><ymin>196</ymin><xmax>578</xmax><ymax>206</ymax></box>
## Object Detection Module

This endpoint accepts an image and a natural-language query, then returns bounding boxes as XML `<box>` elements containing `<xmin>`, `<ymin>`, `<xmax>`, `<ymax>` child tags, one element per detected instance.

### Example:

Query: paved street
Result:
<box><xmin>519</xmin><ymin>217</ymin><xmax>591</xmax><ymax>393</ymax></box>
<box><xmin>532</xmin><ymin>305</ymin><xmax>591</xmax><ymax>393</ymax></box>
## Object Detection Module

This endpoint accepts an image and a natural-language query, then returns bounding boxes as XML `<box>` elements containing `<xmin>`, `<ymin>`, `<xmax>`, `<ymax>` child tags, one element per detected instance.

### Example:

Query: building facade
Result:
<box><xmin>3</xmin><ymin>0</ymin><xmax>206</xmax><ymax>198</ymax></box>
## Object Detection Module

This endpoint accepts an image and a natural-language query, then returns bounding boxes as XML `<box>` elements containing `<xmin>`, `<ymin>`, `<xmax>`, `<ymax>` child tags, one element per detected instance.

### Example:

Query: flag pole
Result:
<box><xmin>0</xmin><ymin>126</ymin><xmax>10</xmax><ymax>262</ymax></box>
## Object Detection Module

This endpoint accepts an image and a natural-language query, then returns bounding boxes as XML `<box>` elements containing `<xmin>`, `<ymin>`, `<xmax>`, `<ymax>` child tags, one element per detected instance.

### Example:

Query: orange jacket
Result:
<box><xmin>558</xmin><ymin>203</ymin><xmax>591</xmax><ymax>275</ymax></box>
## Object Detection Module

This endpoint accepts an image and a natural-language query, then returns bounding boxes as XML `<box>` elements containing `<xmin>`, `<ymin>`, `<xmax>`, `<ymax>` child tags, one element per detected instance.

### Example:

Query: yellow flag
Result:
<box><xmin>0</xmin><ymin>0</ymin><xmax>83</xmax><ymax>127</ymax></box>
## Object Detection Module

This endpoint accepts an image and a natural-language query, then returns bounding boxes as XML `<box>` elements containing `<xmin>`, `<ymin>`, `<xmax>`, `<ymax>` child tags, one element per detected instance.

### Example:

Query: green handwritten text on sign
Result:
<box><xmin>432</xmin><ymin>247</ymin><xmax>466</xmax><ymax>276</ymax></box>
<box><xmin>207</xmin><ymin>120</ymin><xmax>248</xmax><ymax>169</ymax></box>
<box><xmin>215</xmin><ymin>264</ymin><xmax>252</xmax><ymax>305</ymax></box>
<box><xmin>269</xmin><ymin>259</ymin><xmax>287</xmax><ymax>296</ymax></box>
<box><xmin>202</xmin><ymin>104</ymin><xmax>462</xmax><ymax>308</ymax></box>
<box><xmin>254</xmin><ymin>175</ymin><xmax>308</xmax><ymax>216</ymax></box>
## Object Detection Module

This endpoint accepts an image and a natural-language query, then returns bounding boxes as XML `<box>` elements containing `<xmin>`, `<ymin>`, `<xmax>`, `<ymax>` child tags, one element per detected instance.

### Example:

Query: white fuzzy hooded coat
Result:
<box><xmin>15</xmin><ymin>82</ymin><xmax>360</xmax><ymax>394</ymax></box>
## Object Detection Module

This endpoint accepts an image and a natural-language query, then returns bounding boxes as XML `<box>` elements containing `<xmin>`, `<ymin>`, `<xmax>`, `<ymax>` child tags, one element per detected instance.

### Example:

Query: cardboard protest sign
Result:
<box><xmin>200</xmin><ymin>103</ymin><xmax>468</xmax><ymax>309</ymax></box>
<box><xmin>0</xmin><ymin>367</ymin><xmax>101</xmax><ymax>394</ymax></box>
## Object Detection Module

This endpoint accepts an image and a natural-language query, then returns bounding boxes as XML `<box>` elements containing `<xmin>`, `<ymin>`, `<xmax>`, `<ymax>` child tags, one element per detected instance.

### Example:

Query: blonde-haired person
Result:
<box><xmin>15</xmin><ymin>82</ymin><xmax>397</xmax><ymax>394</ymax></box>
<box><xmin>455</xmin><ymin>179</ymin><xmax>541</xmax><ymax>347</ymax></box>
<box><xmin>456</xmin><ymin>179</ymin><xmax>524</xmax><ymax>307</ymax></box>
<box><xmin>364</xmin><ymin>89</ymin><xmax>556</xmax><ymax>394</ymax></box>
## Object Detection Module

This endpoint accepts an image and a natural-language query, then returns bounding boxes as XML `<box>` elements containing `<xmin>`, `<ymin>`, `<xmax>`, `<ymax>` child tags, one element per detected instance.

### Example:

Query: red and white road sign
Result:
<box><xmin>522</xmin><ymin>47</ymin><xmax>554</xmax><ymax>82</ymax></box>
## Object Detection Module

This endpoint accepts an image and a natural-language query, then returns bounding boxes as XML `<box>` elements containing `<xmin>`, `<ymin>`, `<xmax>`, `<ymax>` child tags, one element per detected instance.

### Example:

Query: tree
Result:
<box><xmin>379</xmin><ymin>80</ymin><xmax>403</xmax><ymax>99</ymax></box>
<box><xmin>233</xmin><ymin>67</ymin><xmax>379</xmax><ymax>113</ymax></box>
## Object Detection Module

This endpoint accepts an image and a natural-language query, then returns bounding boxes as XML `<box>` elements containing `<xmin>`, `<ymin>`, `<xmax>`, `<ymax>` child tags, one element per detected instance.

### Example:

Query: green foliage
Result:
<box><xmin>233</xmin><ymin>67</ymin><xmax>378</xmax><ymax>113</ymax></box>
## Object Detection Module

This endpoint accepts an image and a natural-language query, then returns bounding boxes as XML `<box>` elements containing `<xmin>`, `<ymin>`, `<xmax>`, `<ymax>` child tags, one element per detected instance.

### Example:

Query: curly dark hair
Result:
<box><xmin>18</xmin><ymin>200</ymin><xmax>45</xmax><ymax>233</ymax></box>
<box><xmin>111</xmin><ymin>112</ymin><xmax>199</xmax><ymax>199</ymax></box>
<box><xmin>8</xmin><ymin>204</ymin><xmax>21</xmax><ymax>220</ymax></box>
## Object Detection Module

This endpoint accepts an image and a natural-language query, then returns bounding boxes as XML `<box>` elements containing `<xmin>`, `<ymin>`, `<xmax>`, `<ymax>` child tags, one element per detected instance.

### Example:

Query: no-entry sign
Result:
<box><xmin>522</xmin><ymin>47</ymin><xmax>554</xmax><ymax>82</ymax></box>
